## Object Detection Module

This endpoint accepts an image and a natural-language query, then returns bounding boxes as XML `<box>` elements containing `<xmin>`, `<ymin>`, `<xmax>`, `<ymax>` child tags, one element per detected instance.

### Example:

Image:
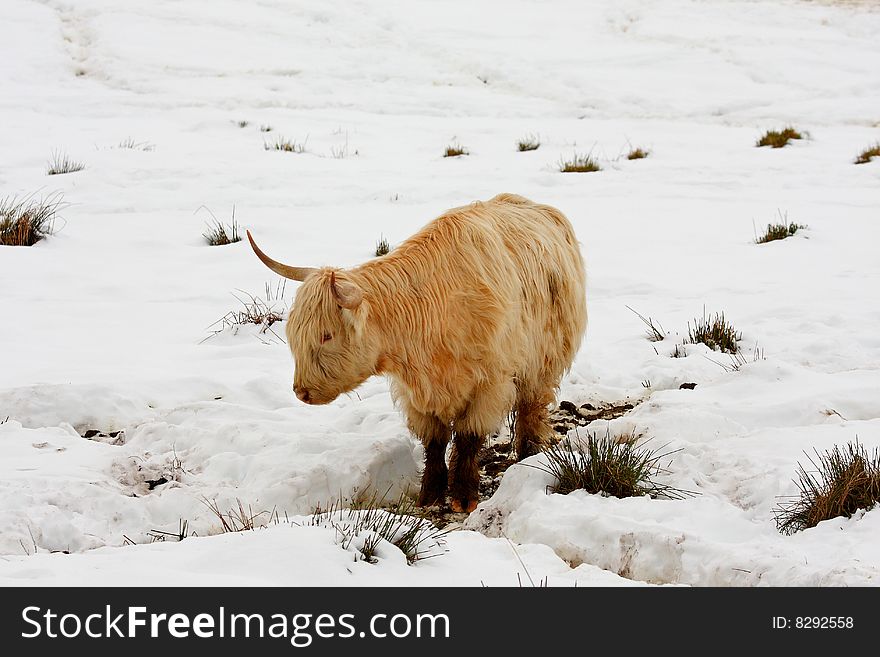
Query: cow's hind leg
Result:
<box><xmin>409</xmin><ymin>411</ymin><xmax>450</xmax><ymax>507</ymax></box>
<box><xmin>514</xmin><ymin>386</ymin><xmax>555</xmax><ymax>461</ymax></box>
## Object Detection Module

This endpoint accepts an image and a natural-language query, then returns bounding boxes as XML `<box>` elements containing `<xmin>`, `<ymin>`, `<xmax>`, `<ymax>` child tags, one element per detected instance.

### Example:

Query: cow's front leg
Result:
<box><xmin>449</xmin><ymin>380</ymin><xmax>514</xmax><ymax>513</ymax></box>
<box><xmin>409</xmin><ymin>411</ymin><xmax>451</xmax><ymax>507</ymax></box>
<box><xmin>448</xmin><ymin>432</ymin><xmax>483</xmax><ymax>512</ymax></box>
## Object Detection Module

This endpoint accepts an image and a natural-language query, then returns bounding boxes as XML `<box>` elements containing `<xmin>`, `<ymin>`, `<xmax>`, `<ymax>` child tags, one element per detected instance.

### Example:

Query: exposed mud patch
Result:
<box><xmin>479</xmin><ymin>442</ymin><xmax>517</xmax><ymax>499</ymax></box>
<box><xmin>550</xmin><ymin>400</ymin><xmax>636</xmax><ymax>434</ymax></box>
<box><xmin>113</xmin><ymin>449</ymin><xmax>188</xmax><ymax>496</ymax></box>
<box><xmin>81</xmin><ymin>429</ymin><xmax>126</xmax><ymax>445</ymax></box>
<box><xmin>145</xmin><ymin>476</ymin><xmax>169</xmax><ymax>490</ymax></box>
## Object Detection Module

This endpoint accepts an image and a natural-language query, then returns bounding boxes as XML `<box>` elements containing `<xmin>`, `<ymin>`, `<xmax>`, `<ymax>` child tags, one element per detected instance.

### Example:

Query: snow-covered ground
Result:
<box><xmin>1</xmin><ymin>0</ymin><xmax>879</xmax><ymax>586</ymax></box>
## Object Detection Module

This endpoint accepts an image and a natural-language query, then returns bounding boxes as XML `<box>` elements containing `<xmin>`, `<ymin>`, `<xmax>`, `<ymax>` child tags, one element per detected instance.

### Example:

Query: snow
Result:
<box><xmin>1</xmin><ymin>0</ymin><xmax>879</xmax><ymax>586</ymax></box>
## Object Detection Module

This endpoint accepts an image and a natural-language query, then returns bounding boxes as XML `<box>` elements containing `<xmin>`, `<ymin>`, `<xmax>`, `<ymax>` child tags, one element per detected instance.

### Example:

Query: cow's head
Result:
<box><xmin>247</xmin><ymin>231</ymin><xmax>379</xmax><ymax>405</ymax></box>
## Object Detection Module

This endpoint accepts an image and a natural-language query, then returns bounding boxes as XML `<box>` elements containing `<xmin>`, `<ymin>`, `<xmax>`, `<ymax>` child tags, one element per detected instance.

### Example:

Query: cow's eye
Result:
<box><xmin>321</xmin><ymin>333</ymin><xmax>333</xmax><ymax>344</ymax></box>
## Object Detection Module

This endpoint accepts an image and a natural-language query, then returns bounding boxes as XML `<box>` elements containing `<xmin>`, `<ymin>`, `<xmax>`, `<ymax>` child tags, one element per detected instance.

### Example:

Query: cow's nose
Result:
<box><xmin>294</xmin><ymin>386</ymin><xmax>311</xmax><ymax>404</ymax></box>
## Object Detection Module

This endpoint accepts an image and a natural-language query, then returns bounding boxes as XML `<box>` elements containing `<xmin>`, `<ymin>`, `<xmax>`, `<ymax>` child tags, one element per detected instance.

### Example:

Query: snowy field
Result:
<box><xmin>1</xmin><ymin>0</ymin><xmax>879</xmax><ymax>587</ymax></box>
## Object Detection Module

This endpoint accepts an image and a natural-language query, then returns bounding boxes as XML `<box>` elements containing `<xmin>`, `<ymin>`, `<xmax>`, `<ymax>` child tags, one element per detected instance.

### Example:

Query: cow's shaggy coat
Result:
<box><xmin>248</xmin><ymin>193</ymin><xmax>587</xmax><ymax>512</ymax></box>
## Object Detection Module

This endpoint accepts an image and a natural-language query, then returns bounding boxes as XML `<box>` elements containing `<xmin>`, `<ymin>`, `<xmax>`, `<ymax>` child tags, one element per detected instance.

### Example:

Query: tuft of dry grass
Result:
<box><xmin>260</xmin><ymin>124</ymin><xmax>273</xmax><ymax>133</ymax></box>
<box><xmin>265</xmin><ymin>135</ymin><xmax>308</xmax><ymax>153</ymax></box>
<box><xmin>533</xmin><ymin>429</ymin><xmax>692</xmax><ymax>500</ymax></box>
<box><xmin>854</xmin><ymin>143</ymin><xmax>880</xmax><ymax>165</ymax></box>
<box><xmin>443</xmin><ymin>143</ymin><xmax>469</xmax><ymax>158</ymax></box>
<box><xmin>756</xmin><ymin>223</ymin><xmax>804</xmax><ymax>244</ymax></box>
<box><xmin>203</xmin><ymin>280</ymin><xmax>288</xmax><ymax>344</ymax></box>
<box><xmin>116</xmin><ymin>137</ymin><xmax>154</xmax><ymax>151</ymax></box>
<box><xmin>756</xmin><ymin>126</ymin><xmax>803</xmax><ymax>148</ymax></box>
<box><xmin>196</xmin><ymin>205</ymin><xmax>241</xmax><ymax>246</ymax></box>
<box><xmin>203</xmin><ymin>220</ymin><xmax>240</xmax><ymax>246</ymax></box>
<box><xmin>559</xmin><ymin>153</ymin><xmax>601</xmax><ymax>173</ymax></box>
<box><xmin>686</xmin><ymin>309</ymin><xmax>741</xmax><ymax>354</ymax></box>
<box><xmin>626</xmin><ymin>305</ymin><xmax>667</xmax><ymax>342</ymax></box>
<box><xmin>46</xmin><ymin>151</ymin><xmax>85</xmax><ymax>175</ymax></box>
<box><xmin>626</xmin><ymin>146</ymin><xmax>649</xmax><ymax>160</ymax></box>
<box><xmin>198</xmin><ymin>205</ymin><xmax>242</xmax><ymax>246</ymax></box>
<box><xmin>374</xmin><ymin>235</ymin><xmax>390</xmax><ymax>256</ymax></box>
<box><xmin>147</xmin><ymin>519</ymin><xmax>194</xmax><ymax>543</ymax></box>
<box><xmin>774</xmin><ymin>440</ymin><xmax>880</xmax><ymax>535</ymax></box>
<box><xmin>0</xmin><ymin>191</ymin><xmax>65</xmax><ymax>246</ymax></box>
<box><xmin>755</xmin><ymin>210</ymin><xmax>805</xmax><ymax>244</ymax></box>
<box><xmin>517</xmin><ymin>134</ymin><xmax>541</xmax><ymax>152</ymax></box>
<box><xmin>201</xmin><ymin>497</ymin><xmax>276</xmax><ymax>533</ymax></box>
<box><xmin>309</xmin><ymin>491</ymin><xmax>448</xmax><ymax>565</ymax></box>
<box><xmin>706</xmin><ymin>344</ymin><xmax>764</xmax><ymax>373</ymax></box>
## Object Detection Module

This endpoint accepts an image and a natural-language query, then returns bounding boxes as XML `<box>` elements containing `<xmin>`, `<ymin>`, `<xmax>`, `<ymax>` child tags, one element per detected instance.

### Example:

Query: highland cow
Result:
<box><xmin>247</xmin><ymin>193</ymin><xmax>587</xmax><ymax>512</ymax></box>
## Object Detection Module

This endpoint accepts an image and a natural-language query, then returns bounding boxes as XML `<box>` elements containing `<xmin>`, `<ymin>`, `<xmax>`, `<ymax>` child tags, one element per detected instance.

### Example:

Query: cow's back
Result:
<box><xmin>437</xmin><ymin>194</ymin><xmax>587</xmax><ymax>384</ymax></box>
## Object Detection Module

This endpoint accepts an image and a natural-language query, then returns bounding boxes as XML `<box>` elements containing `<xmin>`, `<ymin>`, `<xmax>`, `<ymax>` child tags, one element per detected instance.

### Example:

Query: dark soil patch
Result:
<box><xmin>550</xmin><ymin>400</ymin><xmax>635</xmax><ymax>434</ymax></box>
<box><xmin>81</xmin><ymin>429</ymin><xmax>126</xmax><ymax>446</ymax></box>
<box><xmin>479</xmin><ymin>442</ymin><xmax>517</xmax><ymax>500</ymax></box>
<box><xmin>146</xmin><ymin>476</ymin><xmax>169</xmax><ymax>490</ymax></box>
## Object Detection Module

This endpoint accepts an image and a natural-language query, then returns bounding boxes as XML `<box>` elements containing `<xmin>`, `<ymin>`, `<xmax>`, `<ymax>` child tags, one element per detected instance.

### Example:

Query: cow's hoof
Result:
<box><xmin>450</xmin><ymin>498</ymin><xmax>478</xmax><ymax>513</ymax></box>
<box><xmin>516</xmin><ymin>438</ymin><xmax>546</xmax><ymax>462</ymax></box>
<box><xmin>417</xmin><ymin>485</ymin><xmax>447</xmax><ymax>508</ymax></box>
<box><xmin>416</xmin><ymin>495</ymin><xmax>444</xmax><ymax>508</ymax></box>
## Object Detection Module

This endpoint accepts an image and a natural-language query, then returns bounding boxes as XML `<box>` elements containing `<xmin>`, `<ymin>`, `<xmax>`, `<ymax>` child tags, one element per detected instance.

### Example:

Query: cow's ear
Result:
<box><xmin>330</xmin><ymin>272</ymin><xmax>363</xmax><ymax>310</ymax></box>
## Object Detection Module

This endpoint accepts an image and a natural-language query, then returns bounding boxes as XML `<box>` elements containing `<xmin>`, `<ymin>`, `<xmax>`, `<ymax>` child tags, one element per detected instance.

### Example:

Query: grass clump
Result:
<box><xmin>443</xmin><ymin>143</ymin><xmax>469</xmax><ymax>158</ymax></box>
<box><xmin>309</xmin><ymin>491</ymin><xmax>447</xmax><ymax>565</ymax></box>
<box><xmin>201</xmin><ymin>497</ymin><xmax>275</xmax><ymax>533</ymax></box>
<box><xmin>374</xmin><ymin>235</ymin><xmax>390</xmax><ymax>256</ymax></box>
<box><xmin>203</xmin><ymin>220</ymin><xmax>240</xmax><ymax>246</ymax></box>
<box><xmin>517</xmin><ymin>134</ymin><xmax>541</xmax><ymax>152</ymax></box>
<box><xmin>706</xmin><ymin>344</ymin><xmax>764</xmax><ymax>372</ymax></box>
<box><xmin>854</xmin><ymin>143</ymin><xmax>880</xmax><ymax>165</ymax></box>
<box><xmin>774</xmin><ymin>440</ymin><xmax>880</xmax><ymax>535</ymax></box>
<box><xmin>756</xmin><ymin>218</ymin><xmax>805</xmax><ymax>244</ymax></box>
<box><xmin>265</xmin><ymin>136</ymin><xmax>308</xmax><ymax>153</ymax></box>
<box><xmin>198</xmin><ymin>205</ymin><xmax>242</xmax><ymax>246</ymax></box>
<box><xmin>46</xmin><ymin>151</ymin><xmax>85</xmax><ymax>175</ymax></box>
<box><xmin>203</xmin><ymin>280</ymin><xmax>288</xmax><ymax>344</ymax></box>
<box><xmin>116</xmin><ymin>137</ymin><xmax>154</xmax><ymax>151</ymax></box>
<box><xmin>559</xmin><ymin>153</ymin><xmax>601</xmax><ymax>173</ymax></box>
<box><xmin>626</xmin><ymin>146</ymin><xmax>649</xmax><ymax>160</ymax></box>
<box><xmin>148</xmin><ymin>519</ymin><xmax>194</xmax><ymax>543</ymax></box>
<box><xmin>0</xmin><ymin>192</ymin><xmax>64</xmax><ymax>246</ymax></box>
<box><xmin>626</xmin><ymin>305</ymin><xmax>666</xmax><ymax>342</ymax></box>
<box><xmin>535</xmin><ymin>429</ymin><xmax>690</xmax><ymax>500</ymax></box>
<box><xmin>686</xmin><ymin>309</ymin><xmax>741</xmax><ymax>354</ymax></box>
<box><xmin>756</xmin><ymin>126</ymin><xmax>803</xmax><ymax>148</ymax></box>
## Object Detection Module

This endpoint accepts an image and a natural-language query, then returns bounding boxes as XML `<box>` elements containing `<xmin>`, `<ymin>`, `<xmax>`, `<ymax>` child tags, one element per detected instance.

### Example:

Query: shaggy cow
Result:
<box><xmin>247</xmin><ymin>193</ymin><xmax>587</xmax><ymax>512</ymax></box>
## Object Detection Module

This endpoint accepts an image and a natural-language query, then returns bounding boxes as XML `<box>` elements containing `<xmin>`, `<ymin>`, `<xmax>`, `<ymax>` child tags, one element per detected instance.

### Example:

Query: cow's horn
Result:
<box><xmin>246</xmin><ymin>230</ymin><xmax>317</xmax><ymax>281</ymax></box>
